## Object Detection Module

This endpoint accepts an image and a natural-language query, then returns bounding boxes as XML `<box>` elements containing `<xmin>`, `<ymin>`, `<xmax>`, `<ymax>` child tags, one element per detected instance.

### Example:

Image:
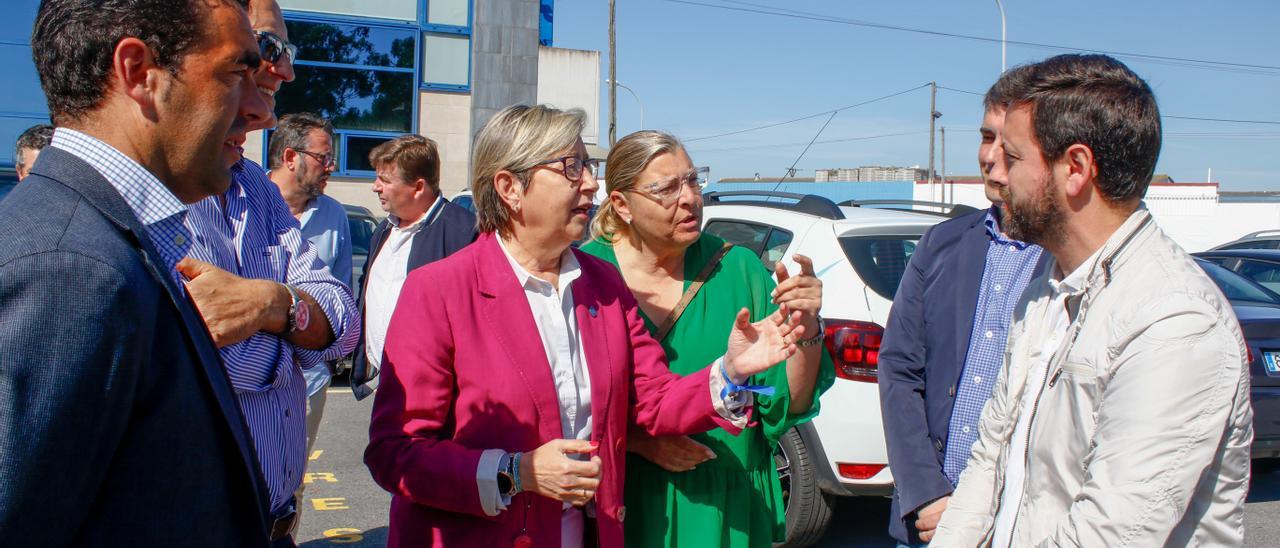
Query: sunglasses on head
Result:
<box><xmin>254</xmin><ymin>30</ymin><xmax>297</xmax><ymax>66</ymax></box>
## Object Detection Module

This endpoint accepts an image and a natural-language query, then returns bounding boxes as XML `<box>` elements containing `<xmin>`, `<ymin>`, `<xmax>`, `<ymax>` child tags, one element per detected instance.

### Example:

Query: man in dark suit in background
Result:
<box><xmin>878</xmin><ymin>70</ymin><xmax>1048</xmax><ymax>546</ymax></box>
<box><xmin>350</xmin><ymin>135</ymin><xmax>477</xmax><ymax>399</ymax></box>
<box><xmin>0</xmin><ymin>0</ymin><xmax>272</xmax><ymax>544</ymax></box>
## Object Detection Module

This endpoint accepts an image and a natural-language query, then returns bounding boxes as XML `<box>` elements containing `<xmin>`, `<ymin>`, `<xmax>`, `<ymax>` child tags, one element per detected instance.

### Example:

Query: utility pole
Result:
<box><xmin>927</xmin><ymin>81</ymin><xmax>939</xmax><ymax>195</ymax></box>
<box><xmin>940</xmin><ymin>126</ymin><xmax>947</xmax><ymax>203</ymax></box>
<box><xmin>608</xmin><ymin>0</ymin><xmax>617</xmax><ymax>146</ymax></box>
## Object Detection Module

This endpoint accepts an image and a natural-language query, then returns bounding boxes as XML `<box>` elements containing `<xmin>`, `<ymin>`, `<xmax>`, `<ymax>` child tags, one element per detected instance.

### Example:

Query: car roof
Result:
<box><xmin>342</xmin><ymin>203</ymin><xmax>376</xmax><ymax>219</ymax></box>
<box><xmin>1195</xmin><ymin>249</ymin><xmax>1280</xmax><ymax>262</ymax></box>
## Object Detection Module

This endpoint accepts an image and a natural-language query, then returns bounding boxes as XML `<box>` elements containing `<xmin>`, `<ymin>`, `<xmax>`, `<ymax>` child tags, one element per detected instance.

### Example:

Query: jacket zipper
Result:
<box><xmin>1005</xmin><ymin>351</ymin><xmax>1056</xmax><ymax>545</ymax></box>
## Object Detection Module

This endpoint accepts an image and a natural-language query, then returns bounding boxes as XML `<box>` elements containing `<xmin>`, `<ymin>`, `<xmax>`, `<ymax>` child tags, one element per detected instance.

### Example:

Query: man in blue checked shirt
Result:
<box><xmin>878</xmin><ymin>79</ymin><xmax>1048</xmax><ymax>546</ymax></box>
<box><xmin>175</xmin><ymin>1</ymin><xmax>358</xmax><ymax>545</ymax></box>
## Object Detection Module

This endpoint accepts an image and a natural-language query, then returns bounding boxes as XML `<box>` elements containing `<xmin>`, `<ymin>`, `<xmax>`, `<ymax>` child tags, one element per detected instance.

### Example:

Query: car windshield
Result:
<box><xmin>839</xmin><ymin>235</ymin><xmax>921</xmax><ymax>300</ymax></box>
<box><xmin>1197</xmin><ymin>259</ymin><xmax>1280</xmax><ymax>305</ymax></box>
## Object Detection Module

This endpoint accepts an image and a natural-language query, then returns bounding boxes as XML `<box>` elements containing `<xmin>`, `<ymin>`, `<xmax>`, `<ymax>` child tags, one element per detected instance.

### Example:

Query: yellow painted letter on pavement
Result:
<box><xmin>323</xmin><ymin>528</ymin><xmax>363</xmax><ymax>544</ymax></box>
<box><xmin>312</xmin><ymin>497</ymin><xmax>350</xmax><ymax>510</ymax></box>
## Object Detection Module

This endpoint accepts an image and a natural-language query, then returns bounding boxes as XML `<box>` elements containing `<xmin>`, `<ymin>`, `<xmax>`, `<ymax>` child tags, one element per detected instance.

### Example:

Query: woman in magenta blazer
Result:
<box><xmin>365</xmin><ymin>104</ymin><xmax>808</xmax><ymax>548</ymax></box>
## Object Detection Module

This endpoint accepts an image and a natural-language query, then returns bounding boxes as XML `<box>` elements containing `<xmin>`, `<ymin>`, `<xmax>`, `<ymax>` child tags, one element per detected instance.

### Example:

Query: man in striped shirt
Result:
<box><xmin>176</xmin><ymin>1</ymin><xmax>359</xmax><ymax>545</ymax></box>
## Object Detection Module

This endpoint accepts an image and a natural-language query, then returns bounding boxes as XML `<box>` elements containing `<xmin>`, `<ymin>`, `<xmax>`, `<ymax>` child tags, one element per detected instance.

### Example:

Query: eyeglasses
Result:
<box><xmin>294</xmin><ymin>149</ymin><xmax>335</xmax><ymax>168</ymax></box>
<box><xmin>628</xmin><ymin>169</ymin><xmax>703</xmax><ymax>207</ymax></box>
<box><xmin>254</xmin><ymin>30</ymin><xmax>298</xmax><ymax>66</ymax></box>
<box><xmin>530</xmin><ymin>155</ymin><xmax>601</xmax><ymax>185</ymax></box>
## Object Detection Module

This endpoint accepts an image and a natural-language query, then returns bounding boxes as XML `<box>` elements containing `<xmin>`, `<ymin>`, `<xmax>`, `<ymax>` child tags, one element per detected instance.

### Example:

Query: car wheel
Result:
<box><xmin>774</xmin><ymin>426</ymin><xmax>835</xmax><ymax>547</ymax></box>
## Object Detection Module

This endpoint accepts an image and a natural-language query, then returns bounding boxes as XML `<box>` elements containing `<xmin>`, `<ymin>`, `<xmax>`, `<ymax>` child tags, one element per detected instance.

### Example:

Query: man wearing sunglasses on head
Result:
<box><xmin>179</xmin><ymin>1</ymin><xmax>359</xmax><ymax>546</ymax></box>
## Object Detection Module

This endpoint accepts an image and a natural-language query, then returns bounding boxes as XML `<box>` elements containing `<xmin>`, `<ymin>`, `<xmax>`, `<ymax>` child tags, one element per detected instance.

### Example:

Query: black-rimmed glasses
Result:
<box><xmin>294</xmin><ymin>149</ymin><xmax>335</xmax><ymax>168</ymax></box>
<box><xmin>255</xmin><ymin>30</ymin><xmax>298</xmax><ymax>66</ymax></box>
<box><xmin>530</xmin><ymin>155</ymin><xmax>601</xmax><ymax>185</ymax></box>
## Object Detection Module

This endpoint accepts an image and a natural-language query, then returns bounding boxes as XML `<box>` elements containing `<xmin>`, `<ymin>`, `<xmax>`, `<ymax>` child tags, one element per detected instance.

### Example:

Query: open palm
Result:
<box><xmin>723</xmin><ymin>307</ymin><xmax>804</xmax><ymax>383</ymax></box>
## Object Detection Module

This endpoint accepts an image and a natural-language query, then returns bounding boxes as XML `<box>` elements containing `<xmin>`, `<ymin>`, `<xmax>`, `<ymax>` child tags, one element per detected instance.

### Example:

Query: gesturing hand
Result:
<box><xmin>177</xmin><ymin>257</ymin><xmax>273</xmax><ymax>347</ymax></box>
<box><xmin>627</xmin><ymin>427</ymin><xmax>716</xmax><ymax>473</ymax></box>
<box><xmin>723</xmin><ymin>307</ymin><xmax>804</xmax><ymax>384</ymax></box>
<box><xmin>520</xmin><ymin>439</ymin><xmax>602</xmax><ymax>507</ymax></box>
<box><xmin>772</xmin><ymin>254</ymin><xmax>823</xmax><ymax>333</ymax></box>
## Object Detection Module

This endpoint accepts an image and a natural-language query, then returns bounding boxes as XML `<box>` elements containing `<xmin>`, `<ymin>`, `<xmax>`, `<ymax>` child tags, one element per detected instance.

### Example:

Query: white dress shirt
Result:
<box><xmin>364</xmin><ymin>197</ymin><xmax>443</xmax><ymax>371</ymax></box>
<box><xmin>991</xmin><ymin>250</ymin><xmax>1096</xmax><ymax>547</ymax></box>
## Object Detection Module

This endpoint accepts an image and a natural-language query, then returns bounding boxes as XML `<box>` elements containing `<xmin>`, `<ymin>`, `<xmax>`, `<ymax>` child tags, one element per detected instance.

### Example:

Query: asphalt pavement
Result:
<box><xmin>297</xmin><ymin>386</ymin><xmax>1280</xmax><ymax>547</ymax></box>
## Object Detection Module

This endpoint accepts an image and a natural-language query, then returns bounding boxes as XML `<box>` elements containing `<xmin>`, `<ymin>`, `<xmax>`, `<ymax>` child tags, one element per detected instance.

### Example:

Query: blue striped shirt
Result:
<box><xmin>47</xmin><ymin>129</ymin><xmax>192</xmax><ymax>290</ymax></box>
<box><xmin>186</xmin><ymin>159</ymin><xmax>359</xmax><ymax>513</ymax></box>
<box><xmin>942</xmin><ymin>208</ymin><xmax>1043</xmax><ymax>485</ymax></box>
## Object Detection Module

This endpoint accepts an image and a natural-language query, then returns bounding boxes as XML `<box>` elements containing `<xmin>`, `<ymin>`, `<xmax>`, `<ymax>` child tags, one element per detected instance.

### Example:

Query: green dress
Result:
<box><xmin>581</xmin><ymin>234</ymin><xmax>835</xmax><ymax>547</ymax></box>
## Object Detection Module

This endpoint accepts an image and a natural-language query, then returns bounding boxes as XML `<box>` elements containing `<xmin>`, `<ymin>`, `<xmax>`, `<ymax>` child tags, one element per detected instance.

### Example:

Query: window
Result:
<box><xmin>539</xmin><ymin>0</ymin><xmax>554</xmax><ymax>46</ymax></box>
<box><xmin>704</xmin><ymin>220</ymin><xmax>793</xmax><ymax>271</ymax></box>
<box><xmin>840</xmin><ymin>236</ymin><xmax>921</xmax><ymax>300</ymax></box>
<box><xmin>1237</xmin><ymin>259</ymin><xmax>1280</xmax><ymax>295</ymax></box>
<box><xmin>421</xmin><ymin>0</ymin><xmax>472</xmax><ymax>90</ymax></box>
<box><xmin>277</xmin><ymin>0</ymin><xmax>418</xmax><ymax>22</ymax></box>
<box><xmin>1199</xmin><ymin>259</ymin><xmax>1280</xmax><ymax>305</ymax></box>
<box><xmin>274</xmin><ymin>16</ymin><xmax>415</xmax><ymax>175</ymax></box>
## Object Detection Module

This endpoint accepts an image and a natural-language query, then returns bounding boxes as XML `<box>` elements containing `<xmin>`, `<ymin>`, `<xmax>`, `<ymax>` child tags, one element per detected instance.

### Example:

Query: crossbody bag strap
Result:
<box><xmin>654</xmin><ymin>241</ymin><xmax>733</xmax><ymax>342</ymax></box>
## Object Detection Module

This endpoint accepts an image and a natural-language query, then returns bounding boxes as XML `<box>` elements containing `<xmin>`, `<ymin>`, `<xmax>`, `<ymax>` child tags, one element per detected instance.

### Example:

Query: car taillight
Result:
<box><xmin>837</xmin><ymin>462</ymin><xmax>886</xmax><ymax>480</ymax></box>
<box><xmin>823</xmin><ymin>319</ymin><xmax>883</xmax><ymax>383</ymax></box>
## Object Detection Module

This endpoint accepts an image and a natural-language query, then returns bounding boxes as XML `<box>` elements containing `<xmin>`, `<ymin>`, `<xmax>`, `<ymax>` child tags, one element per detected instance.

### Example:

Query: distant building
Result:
<box><xmin>815</xmin><ymin>165</ymin><xmax>927</xmax><ymax>182</ymax></box>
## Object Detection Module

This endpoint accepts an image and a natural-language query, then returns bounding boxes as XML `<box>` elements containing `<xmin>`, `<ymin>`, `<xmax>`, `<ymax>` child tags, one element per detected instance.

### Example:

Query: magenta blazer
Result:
<box><xmin>365</xmin><ymin>232</ymin><xmax>743</xmax><ymax>547</ymax></box>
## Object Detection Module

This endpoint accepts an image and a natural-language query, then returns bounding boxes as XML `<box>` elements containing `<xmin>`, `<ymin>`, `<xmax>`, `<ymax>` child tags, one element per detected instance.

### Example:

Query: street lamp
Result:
<box><xmin>995</xmin><ymin>0</ymin><xmax>1006</xmax><ymax>72</ymax></box>
<box><xmin>606</xmin><ymin>79</ymin><xmax>645</xmax><ymax>130</ymax></box>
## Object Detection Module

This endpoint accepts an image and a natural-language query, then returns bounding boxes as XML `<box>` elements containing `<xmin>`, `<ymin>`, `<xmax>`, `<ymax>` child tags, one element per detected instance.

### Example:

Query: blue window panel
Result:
<box><xmin>421</xmin><ymin>33</ymin><xmax>470</xmax><ymax>90</ymax></box>
<box><xmin>0</xmin><ymin>44</ymin><xmax>47</xmax><ymax>116</ymax></box>
<box><xmin>540</xmin><ymin>0</ymin><xmax>554</xmax><ymax>46</ymax></box>
<box><xmin>425</xmin><ymin>0</ymin><xmax>469</xmax><ymax>28</ymax></box>
<box><xmin>343</xmin><ymin>134</ymin><xmax>397</xmax><ymax>174</ymax></box>
<box><xmin>286</xmin><ymin>20</ymin><xmax>416</xmax><ymax>68</ymax></box>
<box><xmin>279</xmin><ymin>64</ymin><xmax>415</xmax><ymax>134</ymax></box>
<box><xmin>278</xmin><ymin>0</ymin><xmax>417</xmax><ymax>23</ymax></box>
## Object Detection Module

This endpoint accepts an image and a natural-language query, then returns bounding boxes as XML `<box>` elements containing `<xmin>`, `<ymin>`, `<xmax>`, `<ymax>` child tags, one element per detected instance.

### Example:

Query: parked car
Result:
<box><xmin>1212</xmin><ymin>229</ymin><xmax>1280</xmax><ymax>251</ymax></box>
<box><xmin>701</xmin><ymin>191</ymin><xmax>962</xmax><ymax>546</ymax></box>
<box><xmin>1193</xmin><ymin>258</ymin><xmax>1280</xmax><ymax>460</ymax></box>
<box><xmin>450</xmin><ymin>189</ymin><xmax>475</xmax><ymax>213</ymax></box>
<box><xmin>344</xmin><ymin>203</ymin><xmax>379</xmax><ymax>287</ymax></box>
<box><xmin>1196</xmin><ymin>249</ymin><xmax>1280</xmax><ymax>295</ymax></box>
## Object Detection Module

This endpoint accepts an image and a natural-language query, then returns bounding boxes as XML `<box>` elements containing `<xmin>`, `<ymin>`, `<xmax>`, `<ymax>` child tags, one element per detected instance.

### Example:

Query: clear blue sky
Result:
<box><xmin>551</xmin><ymin>0</ymin><xmax>1280</xmax><ymax>190</ymax></box>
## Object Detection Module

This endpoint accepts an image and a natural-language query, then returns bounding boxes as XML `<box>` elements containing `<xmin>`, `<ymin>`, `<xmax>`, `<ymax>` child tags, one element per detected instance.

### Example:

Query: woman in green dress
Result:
<box><xmin>581</xmin><ymin>130</ymin><xmax>834</xmax><ymax>547</ymax></box>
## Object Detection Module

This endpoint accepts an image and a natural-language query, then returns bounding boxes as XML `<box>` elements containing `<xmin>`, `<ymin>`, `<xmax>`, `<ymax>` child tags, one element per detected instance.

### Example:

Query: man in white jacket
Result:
<box><xmin>932</xmin><ymin>54</ymin><xmax>1253</xmax><ymax>548</ymax></box>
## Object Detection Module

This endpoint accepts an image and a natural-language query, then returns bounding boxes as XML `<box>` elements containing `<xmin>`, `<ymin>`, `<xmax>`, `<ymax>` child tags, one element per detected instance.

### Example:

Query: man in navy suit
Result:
<box><xmin>350</xmin><ymin>135</ymin><xmax>478</xmax><ymax>399</ymax></box>
<box><xmin>0</xmin><ymin>0</ymin><xmax>273</xmax><ymax>544</ymax></box>
<box><xmin>879</xmin><ymin>70</ymin><xmax>1048</xmax><ymax>546</ymax></box>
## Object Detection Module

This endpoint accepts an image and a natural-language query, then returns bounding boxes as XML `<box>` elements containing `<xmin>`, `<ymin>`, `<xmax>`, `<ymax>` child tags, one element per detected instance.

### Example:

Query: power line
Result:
<box><xmin>1165</xmin><ymin>115</ymin><xmax>1280</xmax><ymax>125</ymax></box>
<box><xmin>774</xmin><ymin>110</ymin><xmax>839</xmax><ymax>187</ymax></box>
<box><xmin>685</xmin><ymin>83</ymin><xmax>929</xmax><ymax>142</ymax></box>
<box><xmin>690</xmin><ymin>131</ymin><xmax>928</xmax><ymax>153</ymax></box>
<box><xmin>664</xmin><ymin>0</ymin><xmax>1280</xmax><ymax>76</ymax></box>
<box><xmin>938</xmin><ymin>86</ymin><xmax>985</xmax><ymax>97</ymax></box>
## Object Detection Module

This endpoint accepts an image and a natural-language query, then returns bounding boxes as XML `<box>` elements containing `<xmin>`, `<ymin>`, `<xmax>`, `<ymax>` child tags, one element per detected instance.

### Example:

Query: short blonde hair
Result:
<box><xmin>590</xmin><ymin>130</ymin><xmax>688</xmax><ymax>241</ymax></box>
<box><xmin>471</xmin><ymin>104</ymin><xmax>586</xmax><ymax>236</ymax></box>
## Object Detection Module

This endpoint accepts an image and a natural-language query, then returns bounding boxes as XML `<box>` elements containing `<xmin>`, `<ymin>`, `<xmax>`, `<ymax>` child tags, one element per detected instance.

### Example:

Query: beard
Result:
<box><xmin>297</xmin><ymin>161</ymin><xmax>325</xmax><ymax>199</ymax></box>
<box><xmin>1000</xmin><ymin>174</ymin><xmax>1065</xmax><ymax>247</ymax></box>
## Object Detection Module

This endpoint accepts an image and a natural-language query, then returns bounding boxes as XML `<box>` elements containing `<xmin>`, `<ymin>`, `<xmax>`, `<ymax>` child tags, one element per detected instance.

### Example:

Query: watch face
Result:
<box><xmin>497</xmin><ymin>472</ymin><xmax>513</xmax><ymax>495</ymax></box>
<box><xmin>295</xmin><ymin>297</ymin><xmax>311</xmax><ymax>331</ymax></box>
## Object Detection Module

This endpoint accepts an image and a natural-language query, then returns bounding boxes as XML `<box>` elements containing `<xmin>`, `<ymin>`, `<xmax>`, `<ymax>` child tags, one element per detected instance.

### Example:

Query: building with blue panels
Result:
<box><xmin>0</xmin><ymin>0</ymin><xmax>556</xmax><ymax>212</ymax></box>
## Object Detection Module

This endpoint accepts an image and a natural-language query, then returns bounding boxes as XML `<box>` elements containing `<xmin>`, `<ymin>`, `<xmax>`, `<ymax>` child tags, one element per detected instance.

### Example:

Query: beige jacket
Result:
<box><xmin>932</xmin><ymin>209</ymin><xmax>1253</xmax><ymax>547</ymax></box>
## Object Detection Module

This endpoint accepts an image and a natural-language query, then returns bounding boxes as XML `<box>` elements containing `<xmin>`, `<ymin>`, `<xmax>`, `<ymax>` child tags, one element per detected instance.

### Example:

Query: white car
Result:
<box><xmin>701</xmin><ymin>191</ymin><xmax>965</xmax><ymax>546</ymax></box>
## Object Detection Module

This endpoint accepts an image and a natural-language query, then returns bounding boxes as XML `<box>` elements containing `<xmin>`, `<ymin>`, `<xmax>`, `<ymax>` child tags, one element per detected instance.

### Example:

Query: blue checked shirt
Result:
<box><xmin>186</xmin><ymin>159</ymin><xmax>358</xmax><ymax>514</ymax></box>
<box><xmin>48</xmin><ymin>129</ymin><xmax>193</xmax><ymax>290</ymax></box>
<box><xmin>942</xmin><ymin>208</ymin><xmax>1043</xmax><ymax>485</ymax></box>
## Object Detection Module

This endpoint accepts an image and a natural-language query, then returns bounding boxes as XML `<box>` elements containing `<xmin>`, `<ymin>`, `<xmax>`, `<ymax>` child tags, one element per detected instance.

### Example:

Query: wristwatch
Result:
<box><xmin>497</xmin><ymin>453</ymin><xmax>519</xmax><ymax>497</ymax></box>
<box><xmin>284</xmin><ymin>284</ymin><xmax>310</xmax><ymax>333</ymax></box>
<box><xmin>796</xmin><ymin>315</ymin><xmax>825</xmax><ymax>347</ymax></box>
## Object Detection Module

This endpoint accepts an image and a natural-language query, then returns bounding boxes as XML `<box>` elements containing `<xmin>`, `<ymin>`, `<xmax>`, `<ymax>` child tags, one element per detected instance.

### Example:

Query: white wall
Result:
<box><xmin>537</xmin><ymin>46</ymin><xmax>601</xmax><ymax>147</ymax></box>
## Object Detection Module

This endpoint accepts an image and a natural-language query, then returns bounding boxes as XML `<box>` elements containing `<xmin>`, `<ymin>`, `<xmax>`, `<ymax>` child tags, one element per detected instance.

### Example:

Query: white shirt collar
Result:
<box><xmin>496</xmin><ymin>235</ymin><xmax>582</xmax><ymax>294</ymax></box>
<box><xmin>388</xmin><ymin>195</ymin><xmax>444</xmax><ymax>234</ymax></box>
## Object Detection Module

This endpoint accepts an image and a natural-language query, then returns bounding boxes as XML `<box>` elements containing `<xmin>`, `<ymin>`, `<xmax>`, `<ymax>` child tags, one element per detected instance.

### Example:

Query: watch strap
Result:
<box><xmin>284</xmin><ymin>284</ymin><xmax>302</xmax><ymax>333</ymax></box>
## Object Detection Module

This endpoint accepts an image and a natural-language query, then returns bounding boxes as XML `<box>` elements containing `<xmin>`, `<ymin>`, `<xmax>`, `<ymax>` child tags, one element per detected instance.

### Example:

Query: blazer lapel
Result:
<box><xmin>474</xmin><ymin>234</ymin><xmax>564</xmax><ymax>441</ymax></box>
<box><xmin>951</xmin><ymin>212</ymin><xmax>991</xmax><ymax>379</ymax></box>
<box><xmin>570</xmin><ymin>251</ymin><xmax>614</xmax><ymax>444</ymax></box>
<box><xmin>38</xmin><ymin>149</ymin><xmax>271</xmax><ymax>520</ymax></box>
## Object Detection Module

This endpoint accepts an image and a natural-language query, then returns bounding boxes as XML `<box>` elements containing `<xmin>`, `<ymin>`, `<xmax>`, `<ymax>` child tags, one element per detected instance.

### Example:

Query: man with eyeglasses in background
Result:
<box><xmin>178</xmin><ymin>1</ymin><xmax>359</xmax><ymax>545</ymax></box>
<box><xmin>349</xmin><ymin>134</ymin><xmax>477</xmax><ymax>400</ymax></box>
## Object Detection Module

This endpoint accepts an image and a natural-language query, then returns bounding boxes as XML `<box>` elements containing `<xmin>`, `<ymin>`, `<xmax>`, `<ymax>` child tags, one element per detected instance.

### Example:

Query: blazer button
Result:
<box><xmin>934</xmin><ymin>438</ymin><xmax>944</xmax><ymax>452</ymax></box>
<box><xmin>617</xmin><ymin>505</ymin><xmax>626</xmax><ymax>522</ymax></box>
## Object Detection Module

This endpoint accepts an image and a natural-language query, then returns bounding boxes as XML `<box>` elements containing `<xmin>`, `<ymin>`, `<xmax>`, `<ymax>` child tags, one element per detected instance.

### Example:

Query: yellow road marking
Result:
<box><xmin>309</xmin><ymin>450</ymin><xmax>324</xmax><ymax>461</ymax></box>
<box><xmin>304</xmin><ymin>472</ymin><xmax>338</xmax><ymax>484</ymax></box>
<box><xmin>322</xmin><ymin>528</ymin><xmax>363</xmax><ymax>543</ymax></box>
<box><xmin>312</xmin><ymin>497</ymin><xmax>350</xmax><ymax>511</ymax></box>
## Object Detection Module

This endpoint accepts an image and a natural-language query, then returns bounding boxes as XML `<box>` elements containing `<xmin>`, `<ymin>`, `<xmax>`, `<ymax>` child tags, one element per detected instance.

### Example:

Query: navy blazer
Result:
<box><xmin>878</xmin><ymin>209</ymin><xmax>1047</xmax><ymax>543</ymax></box>
<box><xmin>350</xmin><ymin>199</ymin><xmax>477</xmax><ymax>399</ymax></box>
<box><xmin>0</xmin><ymin>148</ymin><xmax>270</xmax><ymax>545</ymax></box>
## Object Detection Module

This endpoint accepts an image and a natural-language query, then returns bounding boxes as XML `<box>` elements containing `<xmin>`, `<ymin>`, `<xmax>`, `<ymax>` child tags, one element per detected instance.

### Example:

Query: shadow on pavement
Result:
<box><xmin>1249</xmin><ymin>460</ymin><xmax>1280</xmax><ymax>503</ymax></box>
<box><xmin>299</xmin><ymin>526</ymin><xmax>388</xmax><ymax>547</ymax></box>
